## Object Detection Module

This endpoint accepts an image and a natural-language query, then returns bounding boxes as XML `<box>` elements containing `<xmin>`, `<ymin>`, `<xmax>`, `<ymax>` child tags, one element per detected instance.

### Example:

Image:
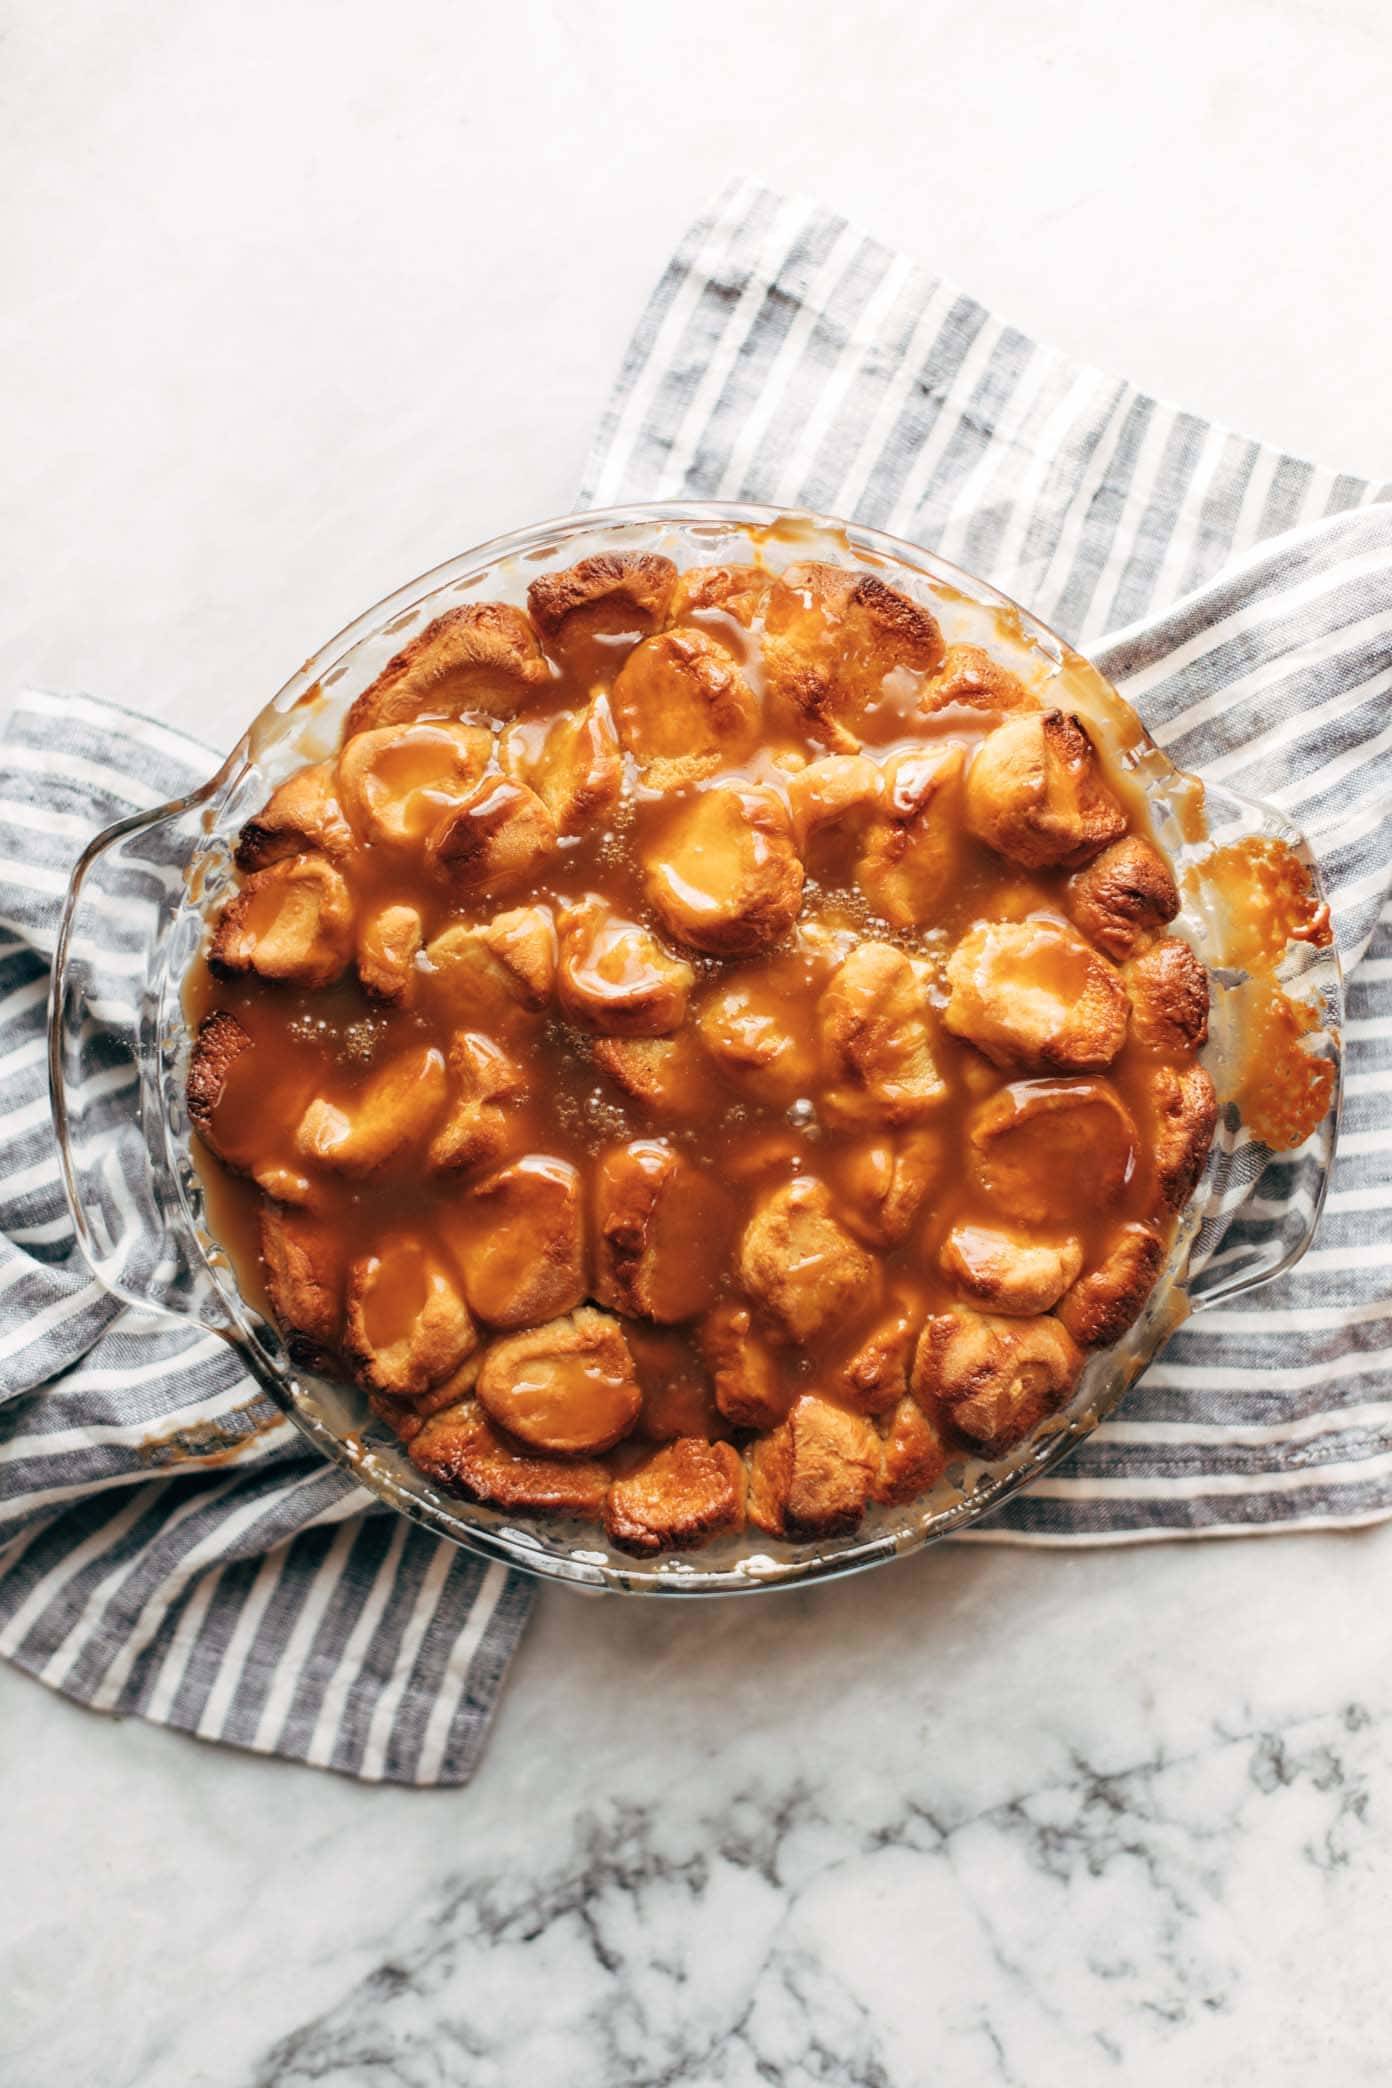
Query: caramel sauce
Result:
<box><xmin>1205</xmin><ymin>837</ymin><xmax>1334</xmax><ymax>965</ymax></box>
<box><xmin>1233</xmin><ymin>981</ymin><xmax>1337</xmax><ymax>1151</ymax></box>
<box><xmin>1204</xmin><ymin>837</ymin><xmax>1336</xmax><ymax>1152</ymax></box>
<box><xmin>503</xmin><ymin>1351</ymin><xmax>636</xmax><ymax>1455</ymax></box>
<box><xmin>368</xmin><ymin>734</ymin><xmax>482</xmax><ymax>840</ymax></box>
<box><xmin>187</xmin><ymin>558</ymin><xmax>1225</xmax><ymax>1533</ymax></box>
<box><xmin>358</xmin><ymin>1242</ymin><xmax>431</xmax><ymax>1352</ymax></box>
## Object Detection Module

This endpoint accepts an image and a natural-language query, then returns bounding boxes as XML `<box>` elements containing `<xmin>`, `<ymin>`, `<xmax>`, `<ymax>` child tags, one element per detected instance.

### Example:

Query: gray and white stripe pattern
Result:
<box><xmin>584</xmin><ymin>176</ymin><xmax>1392</xmax><ymax>1541</ymax></box>
<box><xmin>3</xmin><ymin>184</ymin><xmax>1391</xmax><ymax>1787</ymax></box>
<box><xmin>0</xmin><ymin>695</ymin><xmax>531</xmax><ymax>1782</ymax></box>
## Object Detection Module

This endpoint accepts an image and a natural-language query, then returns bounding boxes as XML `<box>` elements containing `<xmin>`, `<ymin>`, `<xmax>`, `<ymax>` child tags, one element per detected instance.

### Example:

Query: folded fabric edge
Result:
<box><xmin>3</xmin><ymin>686</ymin><xmax>219</xmax><ymax>777</ymax></box>
<box><xmin>0</xmin><ymin>1559</ymin><xmax>535</xmax><ymax>1787</ymax></box>
<box><xmin>954</xmin><ymin>1502</ymin><xmax>1392</xmax><ymax>1548</ymax></box>
<box><xmin>636</xmin><ymin>174</ymin><xmax>1392</xmax><ymax>516</ymax></box>
<box><xmin>1096</xmin><ymin>496</ymin><xmax>1392</xmax><ymax>662</ymax></box>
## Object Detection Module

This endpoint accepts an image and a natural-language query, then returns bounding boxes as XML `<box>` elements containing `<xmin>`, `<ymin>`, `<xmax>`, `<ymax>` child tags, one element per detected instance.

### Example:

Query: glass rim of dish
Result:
<box><xmin>50</xmin><ymin>500</ymin><xmax>1345</xmax><ymax>1596</ymax></box>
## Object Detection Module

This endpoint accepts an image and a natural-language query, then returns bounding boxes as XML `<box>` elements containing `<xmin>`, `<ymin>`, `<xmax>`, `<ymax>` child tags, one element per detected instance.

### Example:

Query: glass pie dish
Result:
<box><xmin>49</xmin><ymin>504</ymin><xmax>1344</xmax><ymax>1594</ymax></box>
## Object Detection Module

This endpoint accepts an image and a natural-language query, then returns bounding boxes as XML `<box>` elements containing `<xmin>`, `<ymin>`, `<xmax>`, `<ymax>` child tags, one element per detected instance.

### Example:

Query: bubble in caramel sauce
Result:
<box><xmin>338</xmin><ymin>1017</ymin><xmax>390</xmax><ymax>1064</ymax></box>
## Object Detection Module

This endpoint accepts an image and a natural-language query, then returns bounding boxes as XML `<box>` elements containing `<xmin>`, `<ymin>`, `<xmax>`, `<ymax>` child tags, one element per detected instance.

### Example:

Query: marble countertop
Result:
<box><xmin>5</xmin><ymin>0</ymin><xmax>1392</xmax><ymax>2081</ymax></box>
<box><xmin>6</xmin><ymin>1527</ymin><xmax>1390</xmax><ymax>2085</ymax></box>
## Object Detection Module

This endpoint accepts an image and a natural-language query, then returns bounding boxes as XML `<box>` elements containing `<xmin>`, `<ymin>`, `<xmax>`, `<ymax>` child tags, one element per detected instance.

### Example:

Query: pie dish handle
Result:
<box><xmin>1186</xmin><ymin>1178</ymin><xmax>1335</xmax><ymax>1314</ymax></box>
<box><xmin>49</xmin><ymin>789</ymin><xmax>234</xmax><ymax>1333</ymax></box>
<box><xmin>1182</xmin><ymin>776</ymin><xmax>1344</xmax><ymax>1316</ymax></box>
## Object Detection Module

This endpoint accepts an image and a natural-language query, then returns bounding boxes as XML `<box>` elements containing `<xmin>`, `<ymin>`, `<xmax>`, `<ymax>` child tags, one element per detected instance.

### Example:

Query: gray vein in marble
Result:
<box><xmin>248</xmin><ymin>1698</ymin><xmax>1381</xmax><ymax>2088</ymax></box>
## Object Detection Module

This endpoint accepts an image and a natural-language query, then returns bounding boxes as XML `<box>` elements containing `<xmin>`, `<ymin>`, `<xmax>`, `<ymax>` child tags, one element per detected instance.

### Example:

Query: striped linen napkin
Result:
<box><xmin>582</xmin><ymin>178</ymin><xmax>1392</xmax><ymax>1540</ymax></box>
<box><xmin>0</xmin><ymin>696</ymin><xmax>533</xmax><ymax>1785</ymax></box>
<box><xmin>2</xmin><ymin>185</ymin><xmax>1391</xmax><ymax>1789</ymax></box>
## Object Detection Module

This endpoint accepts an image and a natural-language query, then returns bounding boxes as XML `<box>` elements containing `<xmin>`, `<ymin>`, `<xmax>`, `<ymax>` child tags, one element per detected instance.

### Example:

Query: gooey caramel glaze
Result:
<box><xmin>1197</xmin><ymin>837</ymin><xmax>1336</xmax><ymax>1151</ymax></box>
<box><xmin>188</xmin><ymin>552</ymin><xmax>1222</xmax><ymax>1554</ymax></box>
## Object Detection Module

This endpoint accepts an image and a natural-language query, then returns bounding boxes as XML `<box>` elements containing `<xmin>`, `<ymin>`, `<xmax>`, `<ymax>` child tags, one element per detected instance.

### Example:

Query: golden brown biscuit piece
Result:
<box><xmin>235</xmin><ymin>762</ymin><xmax>353</xmax><ymax>872</ymax></box>
<box><xmin>646</xmin><ymin>785</ymin><xmax>804</xmax><ymax>956</ymax></box>
<box><xmin>829</xmin><ymin>1128</ymin><xmax>945</xmax><ymax>1247</ymax></box>
<box><xmin>590</xmin><ymin>1032</ymin><xmax>720</xmax><ymax>1119</ymax></box>
<box><xmin>428</xmin><ymin>1031</ymin><xmax>529</xmax><ymax>1174</ymax></box>
<box><xmin>455</xmin><ymin>1154</ymin><xmax>586</xmax><ymax>1328</ymax></box>
<box><xmin>296</xmin><ymin>1044</ymin><xmax>448</xmax><ymax>1176</ymax></box>
<box><xmin>187</xmin><ymin>1010</ymin><xmax>254</xmax><ymax>1162</ymax></box>
<box><xmin>699</xmin><ymin>1300</ymin><xmax>788</xmax><ymax>1429</ymax></box>
<box><xmin>913</xmin><ymin>1306</ymin><xmax>1082</xmax><ymax>1454</ymax></box>
<box><xmin>356</xmin><ymin>902</ymin><xmax>423</xmax><ymax>1004</ymax></box>
<box><xmin>260</xmin><ymin>1202</ymin><xmax>345</xmax><ymax>1360</ymax></box>
<box><xmin>556</xmin><ymin>896</ymin><xmax>695</xmax><ymax>1037</ymax></box>
<box><xmin>668</xmin><ymin>563</ymin><xmax>773</xmax><ymax>628</ymax></box>
<box><xmin>336</xmin><ymin>720</ymin><xmax>493</xmax><ymax>852</ymax></box>
<box><xmin>1056</xmin><ymin>1222</ymin><xmax>1165</xmax><ymax>1347</ymax></box>
<box><xmin>249</xmin><ymin>1161</ymin><xmax>321</xmax><ymax>1209</ymax></box>
<box><xmin>502</xmin><ymin>693</ymin><xmax>622</xmax><ymax>835</ymax></box>
<box><xmin>418</xmin><ymin>1352</ymin><xmax>486</xmax><ymax>1414</ymax></box>
<box><xmin>939</xmin><ymin>1221</ymin><xmax>1085</xmax><ymax>1316</ymax></box>
<box><xmin>874</xmin><ymin>1396</ymin><xmax>951</xmax><ymax>1506</ymax></box>
<box><xmin>209</xmin><ymin>855</ymin><xmax>354</xmax><ymax>989</ymax></box>
<box><xmin>593</xmin><ymin>1140</ymin><xmax>733</xmax><ymax>1323</ymax></box>
<box><xmin>344</xmin><ymin>1239</ymin><xmax>477</xmax><ymax>1398</ymax></box>
<box><xmin>426</xmin><ymin>776</ymin><xmax>558</xmax><ymax>901</ymax></box>
<box><xmin>368</xmin><ymin>1353</ymin><xmax>483</xmax><ymax>1446</ymax></box>
<box><xmin>819</xmin><ymin>942</ymin><xmax>947</xmax><ymax>1123</ymax></box>
<box><xmin>944</xmin><ymin>919</ymin><xmax>1130</xmax><ymax>1072</ymax></box>
<box><xmin>856</xmin><ymin>745</ymin><xmax>966</xmax><ymax>928</ymax></box>
<box><xmin>611</xmin><ymin>626</ymin><xmax>760</xmax><ymax>788</ymax></box>
<box><xmin>697</xmin><ymin>956</ymin><xmax>821</xmax><ymax>1104</ymax></box>
<box><xmin>475</xmin><ymin>1306</ymin><xmax>641</xmax><ymax>1455</ymax></box>
<box><xmin>409</xmin><ymin>1401</ymin><xmax>611</xmax><ymax>1518</ymax></box>
<box><xmin>785</xmin><ymin>754</ymin><xmax>882</xmax><ymax>852</ymax></box>
<box><xmin>415</xmin><ymin>1354</ymin><xmax>486</xmax><ymax>1416</ymax></box>
<box><xmin>968</xmin><ymin>1077</ymin><xmax>1139</xmax><ymax>1227</ymax></box>
<box><xmin>420</xmin><ymin>907</ymin><xmax>557</xmax><ymax>1031</ymax></box>
<box><xmin>1123</xmin><ymin>937</ymin><xmax>1210</xmax><ymax>1056</ymax></box>
<box><xmin>527</xmin><ymin>552</ymin><xmax>677</xmax><ymax>647</ymax></box>
<box><xmin>746</xmin><ymin>1393</ymin><xmax>881</xmax><ymax>1538</ymax></box>
<box><xmin>604</xmin><ymin>1437</ymin><xmax>746</xmax><ymax>1555</ymax></box>
<box><xmin>837</xmin><ymin>1301</ymin><xmax>920</xmax><ymax>1416</ymax></box>
<box><xmin>1065</xmin><ymin>836</ymin><xmax>1179</xmax><ymax>959</ymax></box>
<box><xmin>922</xmin><ymin>644</ymin><xmax>1038</xmax><ymax>717</ymax></box>
<box><xmin>1145</xmin><ymin>1062</ymin><xmax>1218</xmax><ymax>1210</ymax></box>
<box><xmin>478</xmin><ymin>906</ymin><xmax>558</xmax><ymax>1005</ymax></box>
<box><xmin>951</xmin><ymin>1379</ymin><xmax>1061</xmax><ymax>1457</ymax></box>
<box><xmin>762</xmin><ymin>562</ymin><xmax>945</xmax><ymax>750</ymax></box>
<box><xmin>737</xmin><ymin>1176</ymin><xmax>881</xmax><ymax>1345</ymax></box>
<box><xmin>965</xmin><ymin>710</ymin><xmax>1127</xmax><ymax>870</ymax></box>
<box><xmin>345</xmin><ymin>603</ymin><xmax>550</xmax><ymax>736</ymax></box>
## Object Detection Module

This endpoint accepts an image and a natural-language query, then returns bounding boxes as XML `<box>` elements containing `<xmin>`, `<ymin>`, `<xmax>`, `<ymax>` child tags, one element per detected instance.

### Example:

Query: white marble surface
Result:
<box><xmin>5</xmin><ymin>1528</ymin><xmax>1392</xmax><ymax>2086</ymax></box>
<box><xmin>6</xmin><ymin>0</ymin><xmax>1392</xmax><ymax>2081</ymax></box>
